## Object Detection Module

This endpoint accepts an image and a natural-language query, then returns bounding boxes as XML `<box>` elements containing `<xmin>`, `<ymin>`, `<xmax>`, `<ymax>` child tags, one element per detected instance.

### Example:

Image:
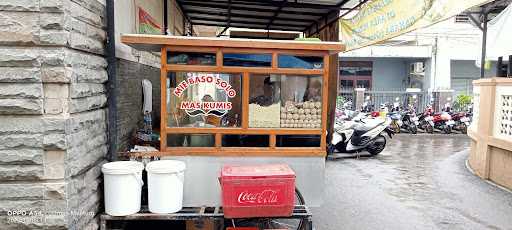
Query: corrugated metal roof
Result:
<box><xmin>176</xmin><ymin>0</ymin><xmax>357</xmax><ymax>33</ymax></box>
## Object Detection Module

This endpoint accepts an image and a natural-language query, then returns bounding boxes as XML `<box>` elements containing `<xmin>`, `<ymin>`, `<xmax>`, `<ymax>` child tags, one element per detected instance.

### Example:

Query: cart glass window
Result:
<box><xmin>278</xmin><ymin>55</ymin><xmax>323</xmax><ymax>69</ymax></box>
<box><xmin>167</xmin><ymin>72</ymin><xmax>242</xmax><ymax>128</ymax></box>
<box><xmin>167</xmin><ymin>134</ymin><xmax>215</xmax><ymax>147</ymax></box>
<box><xmin>249</xmin><ymin>74</ymin><xmax>323</xmax><ymax>128</ymax></box>
<box><xmin>167</xmin><ymin>52</ymin><xmax>216</xmax><ymax>65</ymax></box>
<box><xmin>223</xmin><ymin>53</ymin><xmax>272</xmax><ymax>67</ymax></box>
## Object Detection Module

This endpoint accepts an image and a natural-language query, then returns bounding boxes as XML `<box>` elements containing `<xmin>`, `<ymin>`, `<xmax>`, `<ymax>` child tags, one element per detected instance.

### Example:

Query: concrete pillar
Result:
<box><xmin>0</xmin><ymin>1</ymin><xmax>108</xmax><ymax>229</ymax></box>
<box><xmin>354</xmin><ymin>88</ymin><xmax>366</xmax><ymax>111</ymax></box>
<box><xmin>468</xmin><ymin>79</ymin><xmax>497</xmax><ymax>179</ymax></box>
<box><xmin>428</xmin><ymin>37</ymin><xmax>452</xmax><ymax>91</ymax></box>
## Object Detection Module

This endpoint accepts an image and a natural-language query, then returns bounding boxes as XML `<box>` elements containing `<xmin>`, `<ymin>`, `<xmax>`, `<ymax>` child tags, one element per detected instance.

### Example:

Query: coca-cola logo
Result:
<box><xmin>237</xmin><ymin>190</ymin><xmax>279</xmax><ymax>204</ymax></box>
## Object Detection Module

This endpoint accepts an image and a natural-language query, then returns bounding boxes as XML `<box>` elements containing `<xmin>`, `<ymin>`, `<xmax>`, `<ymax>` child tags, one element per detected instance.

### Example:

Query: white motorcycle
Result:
<box><xmin>330</xmin><ymin>112</ymin><xmax>394</xmax><ymax>156</ymax></box>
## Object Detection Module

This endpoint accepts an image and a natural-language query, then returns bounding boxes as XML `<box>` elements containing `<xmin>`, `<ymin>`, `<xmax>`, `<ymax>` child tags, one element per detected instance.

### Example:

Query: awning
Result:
<box><xmin>176</xmin><ymin>0</ymin><xmax>357</xmax><ymax>33</ymax></box>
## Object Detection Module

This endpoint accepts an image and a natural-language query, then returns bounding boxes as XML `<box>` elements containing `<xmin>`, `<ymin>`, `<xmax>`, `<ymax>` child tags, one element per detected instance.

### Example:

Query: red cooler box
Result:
<box><xmin>220</xmin><ymin>164</ymin><xmax>296</xmax><ymax>218</ymax></box>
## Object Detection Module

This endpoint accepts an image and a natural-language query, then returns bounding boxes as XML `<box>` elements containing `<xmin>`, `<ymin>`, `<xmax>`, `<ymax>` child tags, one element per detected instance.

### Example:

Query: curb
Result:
<box><xmin>465</xmin><ymin>159</ymin><xmax>512</xmax><ymax>194</ymax></box>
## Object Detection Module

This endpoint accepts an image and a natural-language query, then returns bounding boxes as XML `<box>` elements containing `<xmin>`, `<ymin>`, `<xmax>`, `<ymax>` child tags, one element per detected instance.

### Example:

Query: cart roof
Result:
<box><xmin>121</xmin><ymin>34</ymin><xmax>345</xmax><ymax>54</ymax></box>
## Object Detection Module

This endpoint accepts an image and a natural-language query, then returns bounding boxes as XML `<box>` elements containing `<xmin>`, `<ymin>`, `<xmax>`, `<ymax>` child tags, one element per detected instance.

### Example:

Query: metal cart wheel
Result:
<box><xmin>230</xmin><ymin>188</ymin><xmax>307</xmax><ymax>230</ymax></box>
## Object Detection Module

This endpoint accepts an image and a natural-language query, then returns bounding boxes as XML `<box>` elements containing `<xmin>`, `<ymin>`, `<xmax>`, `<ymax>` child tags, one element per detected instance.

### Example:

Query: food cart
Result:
<box><xmin>114</xmin><ymin>34</ymin><xmax>344</xmax><ymax>229</ymax></box>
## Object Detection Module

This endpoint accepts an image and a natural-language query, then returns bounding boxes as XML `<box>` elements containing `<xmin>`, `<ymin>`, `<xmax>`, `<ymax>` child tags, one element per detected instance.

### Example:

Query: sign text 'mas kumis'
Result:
<box><xmin>173</xmin><ymin>73</ymin><xmax>237</xmax><ymax>98</ymax></box>
<box><xmin>180</xmin><ymin>101</ymin><xmax>232</xmax><ymax>110</ymax></box>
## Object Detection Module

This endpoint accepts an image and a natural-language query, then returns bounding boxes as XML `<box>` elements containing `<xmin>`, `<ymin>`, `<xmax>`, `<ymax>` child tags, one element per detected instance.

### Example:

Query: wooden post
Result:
<box><xmin>316</xmin><ymin>15</ymin><xmax>339</xmax><ymax>149</ymax></box>
<box><xmin>160</xmin><ymin>47</ymin><xmax>168</xmax><ymax>151</ymax></box>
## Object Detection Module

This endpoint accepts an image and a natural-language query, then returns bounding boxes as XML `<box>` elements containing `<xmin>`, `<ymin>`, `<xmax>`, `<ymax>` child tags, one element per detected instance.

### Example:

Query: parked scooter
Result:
<box><xmin>451</xmin><ymin>111</ymin><xmax>470</xmax><ymax>134</ymax></box>
<box><xmin>388</xmin><ymin>98</ymin><xmax>402</xmax><ymax>133</ymax></box>
<box><xmin>433</xmin><ymin>112</ymin><xmax>455</xmax><ymax>134</ymax></box>
<box><xmin>401</xmin><ymin>105</ymin><xmax>419</xmax><ymax>134</ymax></box>
<box><xmin>331</xmin><ymin>112</ymin><xmax>394</xmax><ymax>156</ymax></box>
<box><xmin>388</xmin><ymin>112</ymin><xmax>402</xmax><ymax>133</ymax></box>
<box><xmin>433</xmin><ymin>102</ymin><xmax>455</xmax><ymax>134</ymax></box>
<box><xmin>361</xmin><ymin>96</ymin><xmax>374</xmax><ymax>113</ymax></box>
<box><xmin>418</xmin><ymin>105</ymin><xmax>434</xmax><ymax>133</ymax></box>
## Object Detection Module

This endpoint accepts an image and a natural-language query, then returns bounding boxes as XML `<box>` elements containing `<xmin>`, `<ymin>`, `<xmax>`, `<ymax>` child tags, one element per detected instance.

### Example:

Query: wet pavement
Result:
<box><xmin>313</xmin><ymin>134</ymin><xmax>512</xmax><ymax>230</ymax></box>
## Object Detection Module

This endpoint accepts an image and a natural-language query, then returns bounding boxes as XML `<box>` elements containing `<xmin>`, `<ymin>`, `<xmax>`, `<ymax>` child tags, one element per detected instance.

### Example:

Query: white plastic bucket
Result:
<box><xmin>145</xmin><ymin>160</ymin><xmax>186</xmax><ymax>214</ymax></box>
<box><xmin>102</xmin><ymin>161</ymin><xmax>144</xmax><ymax>216</ymax></box>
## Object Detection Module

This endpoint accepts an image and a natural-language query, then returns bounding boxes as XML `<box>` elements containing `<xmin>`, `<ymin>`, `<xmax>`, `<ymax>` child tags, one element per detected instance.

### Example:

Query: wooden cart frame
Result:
<box><xmin>122</xmin><ymin>35</ymin><xmax>344</xmax><ymax>157</ymax></box>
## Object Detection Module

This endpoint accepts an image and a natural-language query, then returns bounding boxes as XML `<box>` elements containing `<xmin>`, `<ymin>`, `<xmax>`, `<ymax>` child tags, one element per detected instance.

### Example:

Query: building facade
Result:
<box><xmin>340</xmin><ymin>16</ymin><xmax>497</xmax><ymax>96</ymax></box>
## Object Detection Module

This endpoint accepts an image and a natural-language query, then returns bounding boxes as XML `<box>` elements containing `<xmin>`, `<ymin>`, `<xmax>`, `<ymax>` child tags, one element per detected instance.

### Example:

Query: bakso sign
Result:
<box><xmin>174</xmin><ymin>73</ymin><xmax>236</xmax><ymax>117</ymax></box>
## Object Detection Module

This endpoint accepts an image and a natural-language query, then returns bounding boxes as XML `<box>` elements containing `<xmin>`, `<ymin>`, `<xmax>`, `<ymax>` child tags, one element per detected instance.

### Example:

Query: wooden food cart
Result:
<box><xmin>104</xmin><ymin>34</ymin><xmax>344</xmax><ymax>230</ymax></box>
<box><xmin>119</xmin><ymin>34</ymin><xmax>342</xmax><ymax>208</ymax></box>
<box><xmin>121</xmin><ymin>34</ymin><xmax>344</xmax><ymax>157</ymax></box>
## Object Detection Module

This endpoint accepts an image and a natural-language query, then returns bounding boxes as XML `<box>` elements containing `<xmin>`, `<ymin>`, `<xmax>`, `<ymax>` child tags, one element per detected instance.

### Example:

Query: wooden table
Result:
<box><xmin>100</xmin><ymin>205</ymin><xmax>313</xmax><ymax>230</ymax></box>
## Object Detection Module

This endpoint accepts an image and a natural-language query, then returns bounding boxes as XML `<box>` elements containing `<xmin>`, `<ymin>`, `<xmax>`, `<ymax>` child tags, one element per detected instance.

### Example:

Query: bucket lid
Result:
<box><xmin>221</xmin><ymin>164</ymin><xmax>295</xmax><ymax>179</ymax></box>
<box><xmin>146</xmin><ymin>160</ymin><xmax>186</xmax><ymax>174</ymax></box>
<box><xmin>101</xmin><ymin>161</ymin><xmax>144</xmax><ymax>175</ymax></box>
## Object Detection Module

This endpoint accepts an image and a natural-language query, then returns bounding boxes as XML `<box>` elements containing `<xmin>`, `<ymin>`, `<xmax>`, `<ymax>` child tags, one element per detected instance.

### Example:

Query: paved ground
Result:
<box><xmin>313</xmin><ymin>134</ymin><xmax>512</xmax><ymax>230</ymax></box>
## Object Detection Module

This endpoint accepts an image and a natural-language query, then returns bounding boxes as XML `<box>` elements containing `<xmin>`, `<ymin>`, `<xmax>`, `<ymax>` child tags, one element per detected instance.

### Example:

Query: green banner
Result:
<box><xmin>340</xmin><ymin>0</ymin><xmax>491</xmax><ymax>51</ymax></box>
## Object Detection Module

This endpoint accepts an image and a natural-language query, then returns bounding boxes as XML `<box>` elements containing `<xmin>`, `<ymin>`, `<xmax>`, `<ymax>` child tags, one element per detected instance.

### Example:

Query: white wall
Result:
<box><xmin>340</xmin><ymin>58</ymin><xmax>411</xmax><ymax>90</ymax></box>
<box><xmin>372</xmin><ymin>59</ymin><xmax>409</xmax><ymax>89</ymax></box>
<box><xmin>450</xmin><ymin>60</ymin><xmax>497</xmax><ymax>95</ymax></box>
<box><xmin>114</xmin><ymin>0</ymin><xmax>186</xmax><ymax>67</ymax></box>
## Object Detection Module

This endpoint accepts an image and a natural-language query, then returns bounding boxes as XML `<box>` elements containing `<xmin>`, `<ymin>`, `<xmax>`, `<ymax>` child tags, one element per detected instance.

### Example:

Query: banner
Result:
<box><xmin>138</xmin><ymin>7</ymin><xmax>162</xmax><ymax>35</ymax></box>
<box><xmin>340</xmin><ymin>0</ymin><xmax>492</xmax><ymax>51</ymax></box>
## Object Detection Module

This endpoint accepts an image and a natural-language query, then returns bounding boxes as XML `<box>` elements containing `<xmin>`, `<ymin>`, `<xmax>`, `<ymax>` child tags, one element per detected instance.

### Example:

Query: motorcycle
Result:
<box><xmin>388</xmin><ymin>112</ymin><xmax>402</xmax><ymax>133</ymax></box>
<box><xmin>433</xmin><ymin>112</ymin><xmax>455</xmax><ymax>134</ymax></box>
<box><xmin>401</xmin><ymin>106</ymin><xmax>419</xmax><ymax>134</ymax></box>
<box><xmin>361</xmin><ymin>96</ymin><xmax>375</xmax><ymax>113</ymax></box>
<box><xmin>331</xmin><ymin>112</ymin><xmax>394</xmax><ymax>156</ymax></box>
<box><xmin>387</xmin><ymin>99</ymin><xmax>402</xmax><ymax>133</ymax></box>
<box><xmin>451</xmin><ymin>112</ymin><xmax>470</xmax><ymax>134</ymax></box>
<box><xmin>418</xmin><ymin>105</ymin><xmax>434</xmax><ymax>133</ymax></box>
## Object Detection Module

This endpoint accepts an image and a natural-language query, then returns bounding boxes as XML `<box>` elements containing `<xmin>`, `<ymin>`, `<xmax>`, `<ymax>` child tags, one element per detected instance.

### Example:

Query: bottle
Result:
<box><xmin>232</xmin><ymin>114</ymin><xmax>239</xmax><ymax>127</ymax></box>
<box><xmin>143</xmin><ymin>111</ymin><xmax>152</xmax><ymax>135</ymax></box>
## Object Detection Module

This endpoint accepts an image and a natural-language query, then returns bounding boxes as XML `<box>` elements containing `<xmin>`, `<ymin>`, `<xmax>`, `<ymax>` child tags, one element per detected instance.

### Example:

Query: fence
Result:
<box><xmin>364</xmin><ymin>89</ymin><xmax>432</xmax><ymax>112</ymax></box>
<box><xmin>337</xmin><ymin>88</ymin><xmax>355</xmax><ymax>110</ymax></box>
<box><xmin>336</xmin><ymin>88</ymin><xmax>443</xmax><ymax>113</ymax></box>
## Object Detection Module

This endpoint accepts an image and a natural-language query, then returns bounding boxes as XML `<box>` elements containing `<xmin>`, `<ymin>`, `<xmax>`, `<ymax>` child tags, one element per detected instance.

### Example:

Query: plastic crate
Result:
<box><xmin>220</xmin><ymin>164</ymin><xmax>295</xmax><ymax>218</ymax></box>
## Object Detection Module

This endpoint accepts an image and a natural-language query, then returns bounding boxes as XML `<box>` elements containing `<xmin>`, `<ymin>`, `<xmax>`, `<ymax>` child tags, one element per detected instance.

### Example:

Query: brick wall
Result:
<box><xmin>0</xmin><ymin>0</ymin><xmax>107</xmax><ymax>229</ymax></box>
<box><xmin>116</xmin><ymin>59</ymin><xmax>160</xmax><ymax>152</ymax></box>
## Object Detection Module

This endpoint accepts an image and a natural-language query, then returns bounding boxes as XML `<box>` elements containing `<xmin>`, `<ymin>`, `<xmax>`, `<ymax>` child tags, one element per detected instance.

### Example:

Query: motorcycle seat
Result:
<box><xmin>353</xmin><ymin>119</ymin><xmax>385</xmax><ymax>134</ymax></box>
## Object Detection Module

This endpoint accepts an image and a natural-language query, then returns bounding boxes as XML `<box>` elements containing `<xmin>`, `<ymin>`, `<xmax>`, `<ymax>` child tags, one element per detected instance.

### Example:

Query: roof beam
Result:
<box><xmin>191</xmin><ymin>21</ymin><xmax>306</xmax><ymax>31</ymax></box>
<box><xmin>217</xmin><ymin>0</ymin><xmax>232</xmax><ymax>37</ymax></box>
<box><xmin>181</xmin><ymin>0</ymin><xmax>340</xmax><ymax>10</ymax></box>
<box><xmin>189</xmin><ymin>16</ymin><xmax>307</xmax><ymax>28</ymax></box>
<box><xmin>266</xmin><ymin>0</ymin><xmax>287</xmax><ymax>30</ymax></box>
<box><xmin>185</xmin><ymin>9</ymin><xmax>317</xmax><ymax>22</ymax></box>
<box><xmin>306</xmin><ymin>0</ymin><xmax>369</xmax><ymax>36</ymax></box>
<box><xmin>179</xmin><ymin>1</ymin><xmax>328</xmax><ymax>16</ymax></box>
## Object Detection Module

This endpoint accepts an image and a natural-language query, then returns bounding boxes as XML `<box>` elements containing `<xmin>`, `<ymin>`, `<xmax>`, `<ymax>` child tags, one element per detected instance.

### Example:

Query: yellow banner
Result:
<box><xmin>340</xmin><ymin>0</ymin><xmax>491</xmax><ymax>51</ymax></box>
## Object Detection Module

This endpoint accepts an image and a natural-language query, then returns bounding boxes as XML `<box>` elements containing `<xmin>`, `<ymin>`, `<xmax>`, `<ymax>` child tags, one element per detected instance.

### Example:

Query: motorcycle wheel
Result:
<box><xmin>460</xmin><ymin>124</ymin><xmax>467</xmax><ymax>134</ymax></box>
<box><xmin>426</xmin><ymin>125</ymin><xmax>434</xmax><ymax>134</ymax></box>
<box><xmin>367</xmin><ymin>135</ymin><xmax>386</xmax><ymax>155</ymax></box>
<box><xmin>444</xmin><ymin>125</ymin><xmax>452</xmax><ymax>134</ymax></box>
<box><xmin>409</xmin><ymin>125</ymin><xmax>417</xmax><ymax>134</ymax></box>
